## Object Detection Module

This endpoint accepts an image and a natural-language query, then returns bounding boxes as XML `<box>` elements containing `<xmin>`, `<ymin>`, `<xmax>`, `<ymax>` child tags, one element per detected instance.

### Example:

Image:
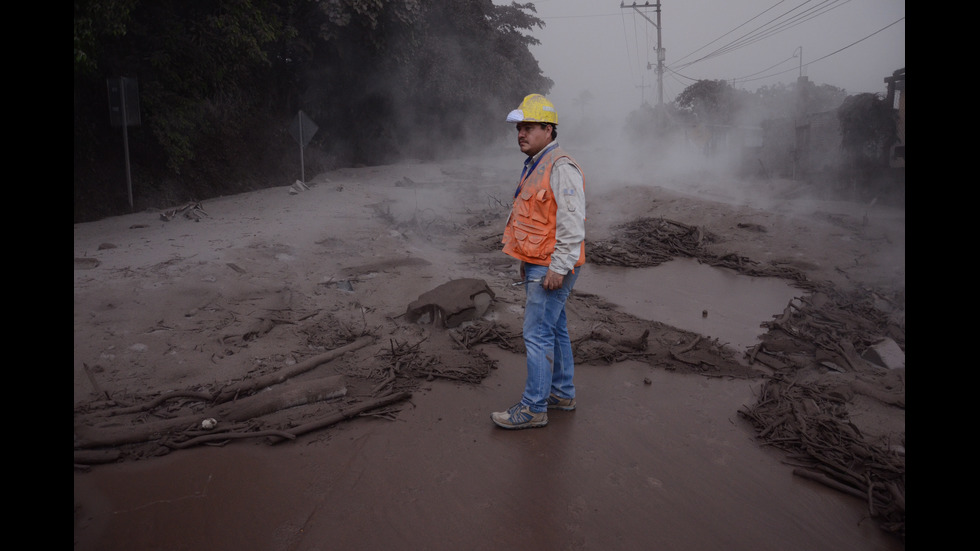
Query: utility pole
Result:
<box><xmin>622</xmin><ymin>1</ymin><xmax>664</xmax><ymax>108</ymax></box>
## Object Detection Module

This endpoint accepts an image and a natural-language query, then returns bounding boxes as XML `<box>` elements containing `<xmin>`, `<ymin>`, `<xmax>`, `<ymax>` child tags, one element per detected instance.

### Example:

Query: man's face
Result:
<box><xmin>516</xmin><ymin>122</ymin><xmax>552</xmax><ymax>156</ymax></box>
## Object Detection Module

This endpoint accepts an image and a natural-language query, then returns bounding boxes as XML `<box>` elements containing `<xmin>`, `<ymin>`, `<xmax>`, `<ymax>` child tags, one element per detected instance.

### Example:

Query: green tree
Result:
<box><xmin>674</xmin><ymin>79</ymin><xmax>739</xmax><ymax>125</ymax></box>
<box><xmin>74</xmin><ymin>0</ymin><xmax>300</xmax><ymax>221</ymax></box>
<box><xmin>74</xmin><ymin>0</ymin><xmax>550</xmax><ymax>222</ymax></box>
<box><xmin>74</xmin><ymin>0</ymin><xmax>138</xmax><ymax>75</ymax></box>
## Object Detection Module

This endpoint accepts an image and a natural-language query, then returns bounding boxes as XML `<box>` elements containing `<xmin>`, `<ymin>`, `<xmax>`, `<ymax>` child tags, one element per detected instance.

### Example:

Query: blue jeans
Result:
<box><xmin>519</xmin><ymin>262</ymin><xmax>581</xmax><ymax>413</ymax></box>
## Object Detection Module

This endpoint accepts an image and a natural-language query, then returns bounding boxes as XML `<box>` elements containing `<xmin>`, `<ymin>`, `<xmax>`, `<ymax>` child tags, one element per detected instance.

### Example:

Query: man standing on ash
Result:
<box><xmin>492</xmin><ymin>94</ymin><xmax>587</xmax><ymax>430</ymax></box>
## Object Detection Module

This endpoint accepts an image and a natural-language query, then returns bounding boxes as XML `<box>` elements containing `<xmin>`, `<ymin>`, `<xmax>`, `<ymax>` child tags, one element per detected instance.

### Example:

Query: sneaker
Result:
<box><xmin>491</xmin><ymin>403</ymin><xmax>548</xmax><ymax>429</ymax></box>
<box><xmin>546</xmin><ymin>393</ymin><xmax>576</xmax><ymax>411</ymax></box>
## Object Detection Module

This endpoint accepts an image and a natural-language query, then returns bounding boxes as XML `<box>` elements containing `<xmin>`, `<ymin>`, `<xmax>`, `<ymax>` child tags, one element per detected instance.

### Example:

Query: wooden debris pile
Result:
<box><xmin>751</xmin><ymin>285</ymin><xmax>905</xmax><ymax>373</ymax></box>
<box><xmin>588</xmin><ymin>217</ymin><xmax>712</xmax><ymax>267</ymax></box>
<box><xmin>159</xmin><ymin>201</ymin><xmax>208</xmax><ymax>221</ymax></box>
<box><xmin>374</xmin><ymin>335</ymin><xmax>495</xmax><ymax>386</ymax></box>
<box><xmin>448</xmin><ymin>320</ymin><xmax>523</xmax><ymax>352</ymax></box>
<box><xmin>738</xmin><ymin>374</ymin><xmax>905</xmax><ymax>542</ymax></box>
<box><xmin>588</xmin><ymin>216</ymin><xmax>813</xmax><ymax>284</ymax></box>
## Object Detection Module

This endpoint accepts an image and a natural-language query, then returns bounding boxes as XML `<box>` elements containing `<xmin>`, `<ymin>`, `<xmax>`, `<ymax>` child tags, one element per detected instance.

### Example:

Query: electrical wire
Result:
<box><xmin>665</xmin><ymin>1</ymin><xmax>902</xmax><ymax>91</ymax></box>
<box><xmin>670</xmin><ymin>0</ymin><xmax>851</xmax><ymax>72</ymax></box>
<box><xmin>670</xmin><ymin>0</ymin><xmax>794</xmax><ymax>68</ymax></box>
<box><xmin>734</xmin><ymin>16</ymin><xmax>905</xmax><ymax>85</ymax></box>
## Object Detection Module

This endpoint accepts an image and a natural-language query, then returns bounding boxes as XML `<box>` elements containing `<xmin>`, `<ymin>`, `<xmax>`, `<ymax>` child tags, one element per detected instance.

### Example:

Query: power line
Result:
<box><xmin>736</xmin><ymin>53</ymin><xmax>800</xmax><ymax>81</ymax></box>
<box><xmin>671</xmin><ymin>0</ymin><xmax>851</xmax><ymax>72</ymax></box>
<box><xmin>733</xmin><ymin>17</ymin><xmax>904</xmax><ymax>85</ymax></box>
<box><xmin>620</xmin><ymin>8</ymin><xmax>640</xmax><ymax>89</ymax></box>
<box><xmin>706</xmin><ymin>1</ymin><xmax>847</xmax><ymax>61</ymax></box>
<box><xmin>670</xmin><ymin>0</ymin><xmax>794</xmax><ymax>67</ymax></box>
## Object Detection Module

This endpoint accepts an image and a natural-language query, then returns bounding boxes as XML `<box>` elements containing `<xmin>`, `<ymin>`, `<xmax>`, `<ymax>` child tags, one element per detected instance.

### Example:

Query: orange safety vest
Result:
<box><xmin>502</xmin><ymin>145</ymin><xmax>586</xmax><ymax>268</ymax></box>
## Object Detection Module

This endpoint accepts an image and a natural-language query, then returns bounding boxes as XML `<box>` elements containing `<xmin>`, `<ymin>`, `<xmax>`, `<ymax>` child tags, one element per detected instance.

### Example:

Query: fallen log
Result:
<box><xmin>74</xmin><ymin>375</ymin><xmax>348</xmax><ymax>449</ymax></box>
<box><xmin>107</xmin><ymin>390</ymin><xmax>214</xmax><ymax>417</ymax></box>
<box><xmin>73</xmin><ymin>449</ymin><xmax>122</xmax><ymax>465</ymax></box>
<box><xmin>215</xmin><ymin>335</ymin><xmax>374</xmax><ymax>403</ymax></box>
<box><xmin>170</xmin><ymin>428</ymin><xmax>298</xmax><ymax>449</ymax></box>
<box><xmin>269</xmin><ymin>391</ymin><xmax>412</xmax><ymax>444</ymax></box>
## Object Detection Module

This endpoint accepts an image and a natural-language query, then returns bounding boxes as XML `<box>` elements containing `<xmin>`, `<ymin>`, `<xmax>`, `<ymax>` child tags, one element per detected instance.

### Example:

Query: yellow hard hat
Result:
<box><xmin>506</xmin><ymin>94</ymin><xmax>558</xmax><ymax>125</ymax></box>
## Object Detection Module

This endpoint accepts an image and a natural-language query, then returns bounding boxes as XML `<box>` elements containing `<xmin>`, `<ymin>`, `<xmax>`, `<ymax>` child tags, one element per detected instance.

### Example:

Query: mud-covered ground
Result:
<box><xmin>74</xmin><ymin>147</ymin><xmax>905</xmax><ymax>550</ymax></box>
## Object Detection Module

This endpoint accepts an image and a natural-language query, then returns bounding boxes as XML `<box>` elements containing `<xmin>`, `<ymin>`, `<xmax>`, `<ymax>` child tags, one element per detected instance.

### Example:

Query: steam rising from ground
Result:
<box><xmin>468</xmin><ymin>108</ymin><xmax>904</xmax><ymax>294</ymax></box>
<box><xmin>484</xmin><ymin>116</ymin><xmax>802</xmax><ymax>214</ymax></box>
<box><xmin>545</xmin><ymin>111</ymin><xmax>900</xmax><ymax>217</ymax></box>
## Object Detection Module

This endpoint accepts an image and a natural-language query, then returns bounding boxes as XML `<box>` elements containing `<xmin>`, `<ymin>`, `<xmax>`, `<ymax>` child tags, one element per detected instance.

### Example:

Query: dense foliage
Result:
<box><xmin>74</xmin><ymin>0</ymin><xmax>552</xmax><ymax>222</ymax></box>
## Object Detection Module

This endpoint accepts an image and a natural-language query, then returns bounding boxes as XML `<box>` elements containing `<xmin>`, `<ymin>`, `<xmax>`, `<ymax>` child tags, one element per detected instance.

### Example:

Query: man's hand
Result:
<box><xmin>542</xmin><ymin>269</ymin><xmax>564</xmax><ymax>290</ymax></box>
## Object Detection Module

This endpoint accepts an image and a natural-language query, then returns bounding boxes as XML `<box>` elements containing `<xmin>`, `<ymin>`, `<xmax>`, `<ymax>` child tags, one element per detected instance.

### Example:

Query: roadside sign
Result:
<box><xmin>289</xmin><ymin>110</ymin><xmax>318</xmax><ymax>147</ymax></box>
<box><xmin>289</xmin><ymin>110</ymin><xmax>318</xmax><ymax>184</ymax></box>
<box><xmin>107</xmin><ymin>76</ymin><xmax>141</xmax><ymax>127</ymax></box>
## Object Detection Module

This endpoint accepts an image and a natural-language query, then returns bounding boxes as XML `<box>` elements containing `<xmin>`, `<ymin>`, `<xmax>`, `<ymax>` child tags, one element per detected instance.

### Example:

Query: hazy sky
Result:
<box><xmin>509</xmin><ymin>0</ymin><xmax>905</xmax><ymax>121</ymax></box>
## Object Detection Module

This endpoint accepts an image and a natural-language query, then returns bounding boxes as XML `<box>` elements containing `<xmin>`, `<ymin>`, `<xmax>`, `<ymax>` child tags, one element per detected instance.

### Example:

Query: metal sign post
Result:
<box><xmin>288</xmin><ymin>110</ymin><xmax>318</xmax><ymax>184</ymax></box>
<box><xmin>107</xmin><ymin>77</ymin><xmax>141</xmax><ymax>210</ymax></box>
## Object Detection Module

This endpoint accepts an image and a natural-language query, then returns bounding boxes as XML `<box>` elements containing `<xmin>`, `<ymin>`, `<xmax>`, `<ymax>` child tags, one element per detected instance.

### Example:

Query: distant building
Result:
<box><xmin>755</xmin><ymin>68</ymin><xmax>905</xmax><ymax>189</ymax></box>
